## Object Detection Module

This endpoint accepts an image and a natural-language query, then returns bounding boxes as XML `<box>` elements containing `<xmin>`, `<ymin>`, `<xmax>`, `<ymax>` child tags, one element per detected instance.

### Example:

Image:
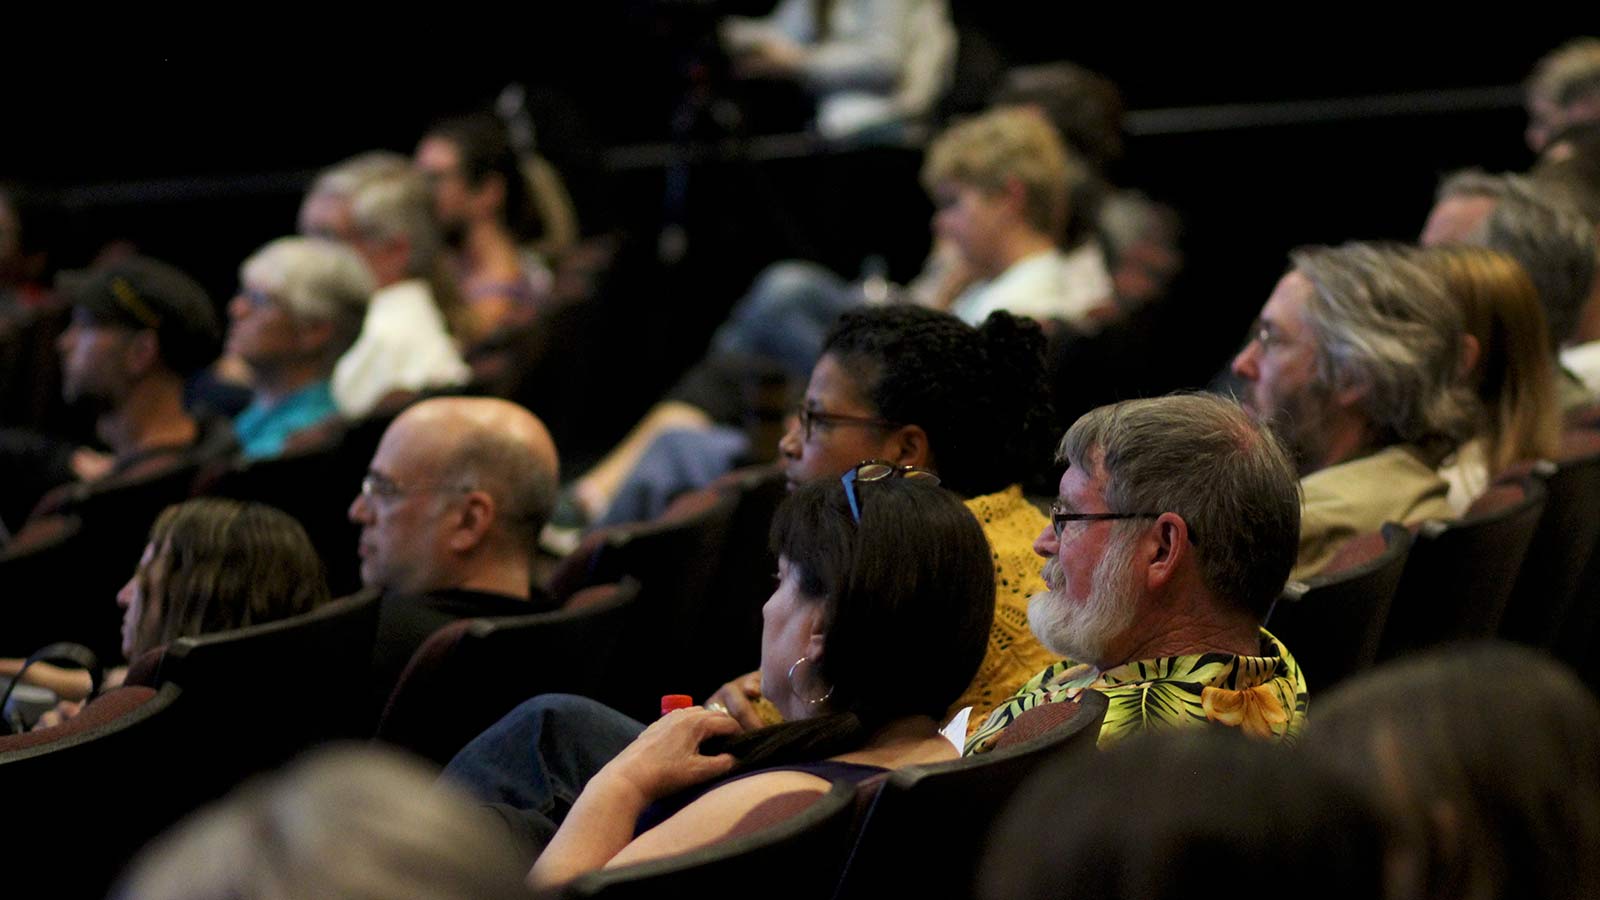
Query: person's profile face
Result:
<box><xmin>777</xmin><ymin>354</ymin><xmax>900</xmax><ymax>491</ymax></box>
<box><xmin>414</xmin><ymin>136</ymin><xmax>472</xmax><ymax>235</ymax></box>
<box><xmin>58</xmin><ymin>309</ymin><xmax>136</xmax><ymax>407</ymax></box>
<box><xmin>348</xmin><ymin>420</ymin><xmax>457</xmax><ymax>595</ymax></box>
<box><xmin>1230</xmin><ymin>272</ymin><xmax>1333</xmax><ymax>470</ymax></box>
<box><xmin>930</xmin><ymin>180</ymin><xmax>1010</xmax><ymax>279</ymax></box>
<box><xmin>117</xmin><ymin>539</ymin><xmax>167</xmax><ymax>660</ymax></box>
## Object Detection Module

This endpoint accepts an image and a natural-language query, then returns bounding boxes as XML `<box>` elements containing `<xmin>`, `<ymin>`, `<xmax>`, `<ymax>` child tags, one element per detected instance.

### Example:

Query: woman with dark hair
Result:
<box><xmin>710</xmin><ymin>305</ymin><xmax>1060</xmax><ymax>731</ymax></box>
<box><xmin>1304</xmin><ymin>642</ymin><xmax>1600</xmax><ymax>900</ymax></box>
<box><xmin>445</xmin><ymin>474</ymin><xmax>995</xmax><ymax>885</ymax></box>
<box><xmin>2</xmin><ymin>498</ymin><xmax>330</xmax><ymax>710</ymax></box>
<box><xmin>415</xmin><ymin>112</ymin><xmax>577</xmax><ymax>345</ymax></box>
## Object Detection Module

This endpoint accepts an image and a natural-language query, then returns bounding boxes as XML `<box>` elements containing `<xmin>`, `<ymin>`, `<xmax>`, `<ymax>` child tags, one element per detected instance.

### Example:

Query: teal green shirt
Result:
<box><xmin>233</xmin><ymin>381</ymin><xmax>338</xmax><ymax>460</ymax></box>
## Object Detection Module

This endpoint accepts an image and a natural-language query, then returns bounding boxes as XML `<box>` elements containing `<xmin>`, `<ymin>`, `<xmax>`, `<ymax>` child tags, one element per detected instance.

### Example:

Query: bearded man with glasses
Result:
<box><xmin>966</xmin><ymin>393</ymin><xmax>1309</xmax><ymax>753</ymax></box>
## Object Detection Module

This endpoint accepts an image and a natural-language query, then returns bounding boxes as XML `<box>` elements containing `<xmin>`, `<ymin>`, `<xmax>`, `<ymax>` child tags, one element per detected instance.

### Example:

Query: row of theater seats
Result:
<box><xmin>1268</xmin><ymin>426</ymin><xmax>1600</xmax><ymax>693</ymax></box>
<box><xmin>0</xmin><ymin>457</ymin><xmax>790</xmax><ymax>895</ymax></box>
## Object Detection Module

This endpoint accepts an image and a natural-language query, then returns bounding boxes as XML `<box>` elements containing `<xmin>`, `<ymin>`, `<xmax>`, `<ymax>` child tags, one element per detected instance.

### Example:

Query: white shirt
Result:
<box><xmin>949</xmin><ymin>245</ymin><xmax>1115</xmax><ymax>329</ymax></box>
<box><xmin>331</xmin><ymin>278</ymin><xmax>470</xmax><ymax>418</ymax></box>
<box><xmin>1560</xmin><ymin>340</ymin><xmax>1600</xmax><ymax>397</ymax></box>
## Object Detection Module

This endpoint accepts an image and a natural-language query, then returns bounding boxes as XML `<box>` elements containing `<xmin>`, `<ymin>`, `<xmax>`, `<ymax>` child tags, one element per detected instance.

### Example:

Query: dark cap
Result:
<box><xmin>60</xmin><ymin>256</ymin><xmax>221</xmax><ymax>375</ymax></box>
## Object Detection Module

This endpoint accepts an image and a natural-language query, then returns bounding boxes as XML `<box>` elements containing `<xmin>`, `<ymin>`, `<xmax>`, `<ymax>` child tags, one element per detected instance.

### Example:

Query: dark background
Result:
<box><xmin>3</xmin><ymin>11</ymin><xmax>1588</xmax><ymax>462</ymax></box>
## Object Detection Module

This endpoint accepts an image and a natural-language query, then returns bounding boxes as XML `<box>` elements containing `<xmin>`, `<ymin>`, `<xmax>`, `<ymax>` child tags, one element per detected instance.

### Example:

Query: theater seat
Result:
<box><xmin>1266</xmin><ymin>523</ymin><xmax>1413</xmax><ymax>691</ymax></box>
<box><xmin>1378</xmin><ymin>475</ymin><xmax>1545</xmax><ymax>661</ymax></box>
<box><xmin>832</xmin><ymin>690</ymin><xmax>1109</xmax><ymax>900</ymax></box>
<box><xmin>375</xmin><ymin>579</ymin><xmax>641</xmax><ymax>766</ymax></box>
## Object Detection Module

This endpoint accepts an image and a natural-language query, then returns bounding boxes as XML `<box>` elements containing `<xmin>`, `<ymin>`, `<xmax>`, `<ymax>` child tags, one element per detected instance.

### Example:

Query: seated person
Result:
<box><xmin>415</xmin><ymin>112</ymin><xmax>575</xmax><ymax>348</ymax></box>
<box><xmin>0</xmin><ymin>255</ymin><xmax>233</xmax><ymax>534</ymax></box>
<box><xmin>302</xmin><ymin>152</ymin><xmax>471</xmax><ymax>418</ymax></box>
<box><xmin>964</xmin><ymin>393</ymin><xmax>1308</xmax><ymax>753</ymax></box>
<box><xmin>1410</xmin><ymin>246</ymin><xmax>1561</xmax><ymax>512</ymax></box>
<box><xmin>702</xmin><ymin>306</ymin><xmax>1061</xmax><ymax>731</ymax></box>
<box><xmin>1231</xmin><ymin>243</ymin><xmax>1476</xmax><ymax>579</ymax></box>
<box><xmin>227</xmin><ymin>237</ymin><xmax>373</xmax><ymax>459</ymax></box>
<box><xmin>444</xmin><ymin>473</ymin><xmax>995</xmax><ymax>884</ymax></box>
<box><xmin>1306</xmin><ymin>642</ymin><xmax>1600</xmax><ymax>900</ymax></box>
<box><xmin>1421</xmin><ymin>171</ymin><xmax>1598</xmax><ymax>410</ymax></box>
<box><xmin>118</xmin><ymin>746</ymin><xmax>529</xmax><ymax>900</ymax></box>
<box><xmin>2</xmin><ymin>498</ymin><xmax>331</xmax><ymax>715</ymax></box>
<box><xmin>348</xmin><ymin>396</ymin><xmax>561</xmax><ymax>706</ymax></box>
<box><xmin>570</xmin><ymin>106</ymin><xmax>1110</xmax><ymax>522</ymax></box>
<box><xmin>981</xmin><ymin>730</ymin><xmax>1390</xmax><ymax>900</ymax></box>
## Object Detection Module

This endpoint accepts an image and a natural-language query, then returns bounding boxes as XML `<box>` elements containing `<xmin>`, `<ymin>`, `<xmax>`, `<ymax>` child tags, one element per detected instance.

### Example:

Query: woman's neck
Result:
<box><xmin>830</xmin><ymin>715</ymin><xmax>956</xmax><ymax>768</ymax></box>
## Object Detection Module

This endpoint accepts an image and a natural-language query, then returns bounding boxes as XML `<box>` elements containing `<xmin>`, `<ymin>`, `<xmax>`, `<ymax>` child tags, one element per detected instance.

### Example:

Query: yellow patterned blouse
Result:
<box><xmin>964</xmin><ymin>629</ymin><xmax>1308</xmax><ymax>754</ymax></box>
<box><xmin>950</xmin><ymin>485</ymin><xmax>1066</xmax><ymax>733</ymax></box>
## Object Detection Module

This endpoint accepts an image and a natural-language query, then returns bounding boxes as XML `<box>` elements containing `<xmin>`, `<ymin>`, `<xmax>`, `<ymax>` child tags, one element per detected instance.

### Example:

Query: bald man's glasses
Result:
<box><xmin>360</xmin><ymin>472</ymin><xmax>471</xmax><ymax>503</ymax></box>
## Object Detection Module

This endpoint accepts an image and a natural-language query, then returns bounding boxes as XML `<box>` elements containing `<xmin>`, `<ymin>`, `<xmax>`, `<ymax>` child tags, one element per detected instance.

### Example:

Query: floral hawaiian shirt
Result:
<box><xmin>964</xmin><ymin>629</ymin><xmax>1307</xmax><ymax>754</ymax></box>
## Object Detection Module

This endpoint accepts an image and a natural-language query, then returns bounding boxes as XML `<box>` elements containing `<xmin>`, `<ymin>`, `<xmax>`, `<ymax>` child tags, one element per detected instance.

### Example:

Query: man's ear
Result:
<box><xmin>1143</xmin><ymin>512</ymin><xmax>1189</xmax><ymax>593</ymax></box>
<box><xmin>1332</xmin><ymin>374</ymin><xmax>1371</xmax><ymax>410</ymax></box>
<box><xmin>1457</xmin><ymin>334</ymin><xmax>1482</xmax><ymax>380</ymax></box>
<box><xmin>447</xmin><ymin>490</ymin><xmax>497</xmax><ymax>553</ymax></box>
<box><xmin>884</xmin><ymin>424</ymin><xmax>933</xmax><ymax>470</ymax></box>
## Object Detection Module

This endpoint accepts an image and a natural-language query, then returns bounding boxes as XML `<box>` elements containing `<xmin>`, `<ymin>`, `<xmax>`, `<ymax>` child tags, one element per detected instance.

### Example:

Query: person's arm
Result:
<box><xmin>529</xmin><ymin>707</ymin><xmax>741</xmax><ymax>889</ymax></box>
<box><xmin>0</xmin><ymin>658</ymin><xmax>97</xmax><ymax>701</ymax></box>
<box><xmin>608</xmin><ymin>772</ymin><xmax>829</xmax><ymax>867</ymax></box>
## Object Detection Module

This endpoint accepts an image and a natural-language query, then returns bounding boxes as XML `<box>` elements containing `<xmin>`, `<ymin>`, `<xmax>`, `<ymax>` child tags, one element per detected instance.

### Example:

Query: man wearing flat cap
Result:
<box><xmin>0</xmin><ymin>255</ymin><xmax>234</xmax><ymax>532</ymax></box>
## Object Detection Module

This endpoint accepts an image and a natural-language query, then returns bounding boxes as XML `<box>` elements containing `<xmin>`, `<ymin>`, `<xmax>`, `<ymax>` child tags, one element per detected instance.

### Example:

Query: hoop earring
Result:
<box><xmin>788</xmin><ymin>655</ymin><xmax>834</xmax><ymax>707</ymax></box>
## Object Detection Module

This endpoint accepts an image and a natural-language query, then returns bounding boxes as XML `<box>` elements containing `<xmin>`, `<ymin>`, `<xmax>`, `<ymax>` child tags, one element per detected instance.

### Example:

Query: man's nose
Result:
<box><xmin>1032</xmin><ymin>522</ymin><xmax>1058</xmax><ymax>559</ymax></box>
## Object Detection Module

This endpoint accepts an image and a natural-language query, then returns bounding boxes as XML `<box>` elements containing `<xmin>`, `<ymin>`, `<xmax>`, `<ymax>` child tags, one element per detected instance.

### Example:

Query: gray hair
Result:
<box><xmin>239</xmin><ymin>236</ymin><xmax>373</xmax><ymax>358</ymax></box>
<box><xmin>1527</xmin><ymin>37</ymin><xmax>1600</xmax><ymax>109</ymax></box>
<box><xmin>116</xmin><ymin>746</ymin><xmax>529</xmax><ymax>900</ymax></box>
<box><xmin>1059</xmin><ymin>393</ymin><xmax>1301</xmax><ymax>620</ymax></box>
<box><xmin>1477</xmin><ymin>180</ymin><xmax>1598</xmax><ymax>347</ymax></box>
<box><xmin>448</xmin><ymin>427</ymin><xmax>559</xmax><ymax>555</ymax></box>
<box><xmin>1291</xmin><ymin>242</ymin><xmax>1479</xmax><ymax>457</ymax></box>
<box><xmin>347</xmin><ymin>163</ymin><xmax>445</xmax><ymax>278</ymax></box>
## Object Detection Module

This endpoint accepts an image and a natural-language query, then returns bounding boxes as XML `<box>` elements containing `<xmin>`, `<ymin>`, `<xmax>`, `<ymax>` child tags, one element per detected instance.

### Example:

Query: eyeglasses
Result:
<box><xmin>796</xmin><ymin>406</ymin><xmax>898</xmax><ymax>443</ymax></box>
<box><xmin>1246</xmin><ymin>320</ymin><xmax>1295</xmax><ymax>353</ymax></box>
<box><xmin>841</xmin><ymin>459</ymin><xmax>940</xmax><ymax>522</ymax></box>
<box><xmin>1048</xmin><ymin>499</ymin><xmax>1164</xmax><ymax>541</ymax></box>
<box><xmin>360</xmin><ymin>472</ymin><xmax>470</xmax><ymax>503</ymax></box>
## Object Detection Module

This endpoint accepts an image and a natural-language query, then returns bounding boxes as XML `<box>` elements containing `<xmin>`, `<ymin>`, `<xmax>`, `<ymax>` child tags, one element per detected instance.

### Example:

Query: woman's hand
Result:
<box><xmin>597</xmin><ymin>707</ymin><xmax>742</xmax><ymax>805</ymax></box>
<box><xmin>706</xmin><ymin>671</ymin><xmax>770</xmax><ymax>732</ymax></box>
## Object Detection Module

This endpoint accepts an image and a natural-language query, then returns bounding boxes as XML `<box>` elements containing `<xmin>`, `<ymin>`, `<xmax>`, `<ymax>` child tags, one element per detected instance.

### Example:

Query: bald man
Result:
<box><xmin>351</xmin><ymin>396</ymin><xmax>561</xmax><ymax>704</ymax></box>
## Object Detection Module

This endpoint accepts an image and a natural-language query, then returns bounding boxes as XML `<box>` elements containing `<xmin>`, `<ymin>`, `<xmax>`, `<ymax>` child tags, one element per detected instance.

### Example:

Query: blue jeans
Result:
<box><xmin>441</xmin><ymin>694</ymin><xmax>646</xmax><ymax>851</ymax></box>
<box><xmin>710</xmin><ymin>260</ymin><xmax>862</xmax><ymax>380</ymax></box>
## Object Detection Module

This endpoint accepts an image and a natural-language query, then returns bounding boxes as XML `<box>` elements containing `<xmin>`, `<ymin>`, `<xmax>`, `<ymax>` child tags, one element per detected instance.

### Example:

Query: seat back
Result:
<box><xmin>1379</xmin><ymin>475</ymin><xmax>1546</xmax><ymax>660</ymax></box>
<box><xmin>832</xmin><ymin>691</ymin><xmax>1110</xmax><ymax>900</ymax></box>
<box><xmin>376</xmin><ymin>578</ymin><xmax>642</xmax><ymax>765</ymax></box>
<box><xmin>1500</xmin><ymin>438</ymin><xmax>1600</xmax><ymax>648</ymax></box>
<box><xmin>205</xmin><ymin>439</ymin><xmax>366</xmax><ymax>596</ymax></box>
<box><xmin>0</xmin><ymin>683</ymin><xmax>192</xmax><ymax>897</ymax></box>
<box><xmin>1266</xmin><ymin>523</ymin><xmax>1413</xmax><ymax>691</ymax></box>
<box><xmin>148</xmin><ymin>588</ymin><xmax>381</xmax><ymax>779</ymax></box>
<box><xmin>559</xmin><ymin>492</ymin><xmax>740</xmax><ymax>720</ymax></box>
<box><xmin>0</xmin><ymin>516</ymin><xmax>125</xmax><ymax>659</ymax></box>
<box><xmin>563</xmin><ymin>779</ymin><xmax>859</xmax><ymax>900</ymax></box>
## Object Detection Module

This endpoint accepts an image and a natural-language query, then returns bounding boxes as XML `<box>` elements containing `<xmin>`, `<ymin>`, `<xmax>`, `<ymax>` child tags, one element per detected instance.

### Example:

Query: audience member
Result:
<box><xmin>980</xmin><ymin>730</ymin><xmax>1393</xmax><ymax>900</ymax></box>
<box><xmin>306</xmin><ymin>152</ymin><xmax>470</xmax><ymax>418</ymax></box>
<box><xmin>1230</xmin><ymin>243</ymin><xmax>1476</xmax><ymax>579</ymax></box>
<box><xmin>720</xmin><ymin>0</ymin><xmax>956</xmax><ymax>142</ymax></box>
<box><xmin>416</xmin><ymin>112</ymin><xmax>574</xmax><ymax>346</ymax></box>
<box><xmin>0</xmin><ymin>255</ymin><xmax>232</xmax><ymax>533</ymax></box>
<box><xmin>117</xmin><ymin>746</ymin><xmax>530</xmax><ymax>900</ymax></box>
<box><xmin>965</xmin><ymin>393</ymin><xmax>1307</xmax><ymax>754</ymax></box>
<box><xmin>1525</xmin><ymin>37</ymin><xmax>1600</xmax><ymax>155</ymax></box>
<box><xmin>1306</xmin><ymin>642</ymin><xmax>1600</xmax><ymax>900</ymax></box>
<box><xmin>1420</xmin><ymin>171</ymin><xmax>1599</xmax><ymax>411</ymax></box>
<box><xmin>349</xmin><ymin>396</ymin><xmax>562</xmax><ymax>702</ymax></box>
<box><xmin>704</xmin><ymin>306</ymin><xmax>1061</xmax><ymax>732</ymax></box>
<box><xmin>572</xmin><ymin>107</ymin><xmax>1104</xmax><ymax>522</ymax></box>
<box><xmin>446</xmin><ymin>474</ymin><xmax>994</xmax><ymax>882</ymax></box>
<box><xmin>1409</xmin><ymin>246</ymin><xmax>1560</xmax><ymax>511</ymax></box>
<box><xmin>2</xmin><ymin>498</ymin><xmax>329</xmax><ymax>712</ymax></box>
<box><xmin>227</xmin><ymin>237</ymin><xmax>373</xmax><ymax>459</ymax></box>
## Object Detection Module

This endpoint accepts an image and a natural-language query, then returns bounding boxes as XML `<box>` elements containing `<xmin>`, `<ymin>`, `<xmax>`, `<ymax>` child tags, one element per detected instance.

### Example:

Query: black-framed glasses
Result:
<box><xmin>1048</xmin><ymin>499</ymin><xmax>1163</xmax><ymax>540</ymax></box>
<box><xmin>796</xmin><ymin>406</ymin><xmax>898</xmax><ymax>442</ymax></box>
<box><xmin>841</xmin><ymin>459</ymin><xmax>940</xmax><ymax>522</ymax></box>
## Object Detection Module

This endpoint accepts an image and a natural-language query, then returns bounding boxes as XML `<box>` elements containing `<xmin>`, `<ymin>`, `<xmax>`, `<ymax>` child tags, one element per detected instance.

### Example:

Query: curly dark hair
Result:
<box><xmin>821</xmin><ymin>306</ymin><xmax>1055</xmax><ymax>497</ymax></box>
